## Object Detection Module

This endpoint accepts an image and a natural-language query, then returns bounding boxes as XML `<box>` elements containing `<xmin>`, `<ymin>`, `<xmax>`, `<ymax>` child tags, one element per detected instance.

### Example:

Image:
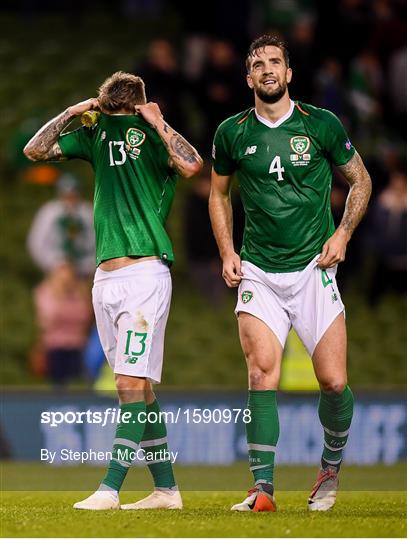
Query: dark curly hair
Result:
<box><xmin>246</xmin><ymin>35</ymin><xmax>290</xmax><ymax>72</ymax></box>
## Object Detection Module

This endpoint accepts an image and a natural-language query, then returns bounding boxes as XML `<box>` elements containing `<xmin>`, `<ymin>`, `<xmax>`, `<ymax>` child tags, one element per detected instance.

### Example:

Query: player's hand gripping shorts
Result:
<box><xmin>92</xmin><ymin>260</ymin><xmax>171</xmax><ymax>383</ymax></box>
<box><xmin>235</xmin><ymin>256</ymin><xmax>345</xmax><ymax>356</ymax></box>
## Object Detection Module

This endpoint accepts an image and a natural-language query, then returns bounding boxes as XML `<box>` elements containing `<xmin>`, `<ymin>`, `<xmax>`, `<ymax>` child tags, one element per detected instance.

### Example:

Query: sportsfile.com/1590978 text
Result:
<box><xmin>40</xmin><ymin>408</ymin><xmax>252</xmax><ymax>427</ymax></box>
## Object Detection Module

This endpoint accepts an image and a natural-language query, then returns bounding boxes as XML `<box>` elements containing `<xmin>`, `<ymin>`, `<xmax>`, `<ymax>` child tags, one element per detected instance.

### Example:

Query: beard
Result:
<box><xmin>255</xmin><ymin>81</ymin><xmax>287</xmax><ymax>104</ymax></box>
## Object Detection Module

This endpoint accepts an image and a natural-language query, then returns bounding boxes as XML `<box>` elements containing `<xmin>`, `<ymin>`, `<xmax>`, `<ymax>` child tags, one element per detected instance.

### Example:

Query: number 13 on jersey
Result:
<box><xmin>109</xmin><ymin>141</ymin><xmax>127</xmax><ymax>166</ymax></box>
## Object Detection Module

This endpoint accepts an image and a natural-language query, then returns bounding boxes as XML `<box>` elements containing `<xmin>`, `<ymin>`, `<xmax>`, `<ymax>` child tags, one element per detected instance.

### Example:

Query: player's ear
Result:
<box><xmin>286</xmin><ymin>67</ymin><xmax>293</xmax><ymax>84</ymax></box>
<box><xmin>246</xmin><ymin>73</ymin><xmax>254</xmax><ymax>89</ymax></box>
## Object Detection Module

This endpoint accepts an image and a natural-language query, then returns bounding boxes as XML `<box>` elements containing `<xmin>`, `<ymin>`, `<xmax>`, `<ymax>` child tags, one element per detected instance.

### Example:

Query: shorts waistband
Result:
<box><xmin>94</xmin><ymin>260</ymin><xmax>170</xmax><ymax>285</ymax></box>
<box><xmin>243</xmin><ymin>255</ymin><xmax>319</xmax><ymax>277</ymax></box>
<box><xmin>242</xmin><ymin>255</ymin><xmax>321</xmax><ymax>297</ymax></box>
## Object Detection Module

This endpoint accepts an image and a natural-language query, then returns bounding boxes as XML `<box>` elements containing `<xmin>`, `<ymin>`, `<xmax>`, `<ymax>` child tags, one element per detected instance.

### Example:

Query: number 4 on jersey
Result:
<box><xmin>269</xmin><ymin>155</ymin><xmax>285</xmax><ymax>182</ymax></box>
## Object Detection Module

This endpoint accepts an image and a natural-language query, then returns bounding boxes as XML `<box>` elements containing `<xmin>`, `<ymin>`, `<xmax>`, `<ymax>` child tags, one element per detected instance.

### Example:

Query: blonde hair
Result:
<box><xmin>98</xmin><ymin>71</ymin><xmax>146</xmax><ymax>113</ymax></box>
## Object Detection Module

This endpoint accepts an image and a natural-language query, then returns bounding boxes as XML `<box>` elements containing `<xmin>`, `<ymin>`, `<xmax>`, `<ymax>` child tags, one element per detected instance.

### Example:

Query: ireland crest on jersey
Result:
<box><xmin>290</xmin><ymin>135</ymin><xmax>311</xmax><ymax>167</ymax></box>
<box><xmin>241</xmin><ymin>290</ymin><xmax>253</xmax><ymax>304</ymax></box>
<box><xmin>125</xmin><ymin>128</ymin><xmax>146</xmax><ymax>160</ymax></box>
<box><xmin>290</xmin><ymin>136</ymin><xmax>310</xmax><ymax>155</ymax></box>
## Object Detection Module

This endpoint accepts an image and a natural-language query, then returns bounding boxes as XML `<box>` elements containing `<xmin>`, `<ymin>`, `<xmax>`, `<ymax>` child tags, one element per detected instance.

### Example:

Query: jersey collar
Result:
<box><xmin>254</xmin><ymin>99</ymin><xmax>295</xmax><ymax>129</ymax></box>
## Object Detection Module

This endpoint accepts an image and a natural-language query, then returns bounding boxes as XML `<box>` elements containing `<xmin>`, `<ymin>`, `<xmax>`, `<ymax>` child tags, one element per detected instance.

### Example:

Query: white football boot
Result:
<box><xmin>308</xmin><ymin>467</ymin><xmax>339</xmax><ymax>511</ymax></box>
<box><xmin>73</xmin><ymin>490</ymin><xmax>120</xmax><ymax>510</ymax></box>
<box><xmin>121</xmin><ymin>489</ymin><xmax>183</xmax><ymax>510</ymax></box>
<box><xmin>231</xmin><ymin>483</ymin><xmax>276</xmax><ymax>512</ymax></box>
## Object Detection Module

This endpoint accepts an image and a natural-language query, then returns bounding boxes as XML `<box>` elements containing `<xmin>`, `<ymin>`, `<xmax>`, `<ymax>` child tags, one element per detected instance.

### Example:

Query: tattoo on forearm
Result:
<box><xmin>170</xmin><ymin>134</ymin><xmax>199</xmax><ymax>164</ymax></box>
<box><xmin>24</xmin><ymin>109</ymin><xmax>74</xmax><ymax>161</ymax></box>
<box><xmin>337</xmin><ymin>152</ymin><xmax>372</xmax><ymax>235</ymax></box>
<box><xmin>46</xmin><ymin>142</ymin><xmax>65</xmax><ymax>161</ymax></box>
<box><xmin>157</xmin><ymin>121</ymin><xmax>201</xmax><ymax>175</ymax></box>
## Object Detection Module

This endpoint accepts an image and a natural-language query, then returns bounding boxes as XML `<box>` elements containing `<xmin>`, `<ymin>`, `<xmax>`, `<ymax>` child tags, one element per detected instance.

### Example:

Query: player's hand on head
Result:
<box><xmin>317</xmin><ymin>229</ymin><xmax>349</xmax><ymax>269</ymax></box>
<box><xmin>69</xmin><ymin>98</ymin><xmax>99</xmax><ymax>117</ymax></box>
<box><xmin>134</xmin><ymin>102</ymin><xmax>163</xmax><ymax>127</ymax></box>
<box><xmin>222</xmin><ymin>252</ymin><xmax>243</xmax><ymax>288</ymax></box>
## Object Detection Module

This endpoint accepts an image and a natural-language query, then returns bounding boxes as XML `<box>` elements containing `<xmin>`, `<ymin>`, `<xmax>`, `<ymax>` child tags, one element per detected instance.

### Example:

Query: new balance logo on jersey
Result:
<box><xmin>245</xmin><ymin>145</ymin><xmax>257</xmax><ymax>155</ymax></box>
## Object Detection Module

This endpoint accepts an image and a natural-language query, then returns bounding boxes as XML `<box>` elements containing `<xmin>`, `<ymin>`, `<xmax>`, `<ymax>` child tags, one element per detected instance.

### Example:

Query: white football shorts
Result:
<box><xmin>235</xmin><ymin>255</ymin><xmax>345</xmax><ymax>356</ymax></box>
<box><xmin>92</xmin><ymin>260</ymin><xmax>172</xmax><ymax>383</ymax></box>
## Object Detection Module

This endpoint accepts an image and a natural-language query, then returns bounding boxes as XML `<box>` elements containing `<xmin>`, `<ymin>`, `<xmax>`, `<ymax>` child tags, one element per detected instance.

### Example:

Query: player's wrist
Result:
<box><xmin>336</xmin><ymin>226</ymin><xmax>352</xmax><ymax>242</ymax></box>
<box><xmin>220</xmin><ymin>248</ymin><xmax>237</xmax><ymax>260</ymax></box>
<box><xmin>66</xmin><ymin>106</ymin><xmax>81</xmax><ymax>118</ymax></box>
<box><xmin>153</xmin><ymin>116</ymin><xmax>166</xmax><ymax>131</ymax></box>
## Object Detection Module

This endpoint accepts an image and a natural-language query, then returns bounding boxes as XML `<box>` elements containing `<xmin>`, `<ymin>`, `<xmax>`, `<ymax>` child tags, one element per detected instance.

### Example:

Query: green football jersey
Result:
<box><xmin>213</xmin><ymin>100</ymin><xmax>355</xmax><ymax>272</ymax></box>
<box><xmin>59</xmin><ymin>113</ymin><xmax>178</xmax><ymax>266</ymax></box>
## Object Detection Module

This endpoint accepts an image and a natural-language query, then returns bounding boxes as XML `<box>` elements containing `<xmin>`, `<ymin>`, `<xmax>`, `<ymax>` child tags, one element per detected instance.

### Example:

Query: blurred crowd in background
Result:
<box><xmin>3</xmin><ymin>0</ymin><xmax>407</xmax><ymax>387</ymax></box>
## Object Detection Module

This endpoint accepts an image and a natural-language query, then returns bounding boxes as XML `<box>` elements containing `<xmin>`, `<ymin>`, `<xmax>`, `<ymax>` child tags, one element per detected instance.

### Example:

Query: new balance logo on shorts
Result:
<box><xmin>125</xmin><ymin>356</ymin><xmax>138</xmax><ymax>364</ymax></box>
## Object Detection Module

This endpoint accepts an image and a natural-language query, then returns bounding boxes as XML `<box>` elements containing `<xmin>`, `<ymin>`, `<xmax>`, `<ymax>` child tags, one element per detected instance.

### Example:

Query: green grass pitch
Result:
<box><xmin>1</xmin><ymin>464</ymin><xmax>406</xmax><ymax>537</ymax></box>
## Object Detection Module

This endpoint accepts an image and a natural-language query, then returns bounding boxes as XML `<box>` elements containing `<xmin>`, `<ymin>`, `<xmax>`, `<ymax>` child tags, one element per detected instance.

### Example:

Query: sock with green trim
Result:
<box><xmin>318</xmin><ymin>385</ymin><xmax>354</xmax><ymax>471</ymax></box>
<box><xmin>100</xmin><ymin>401</ymin><xmax>146</xmax><ymax>493</ymax></box>
<box><xmin>246</xmin><ymin>389</ymin><xmax>279</xmax><ymax>486</ymax></box>
<box><xmin>141</xmin><ymin>399</ymin><xmax>176</xmax><ymax>489</ymax></box>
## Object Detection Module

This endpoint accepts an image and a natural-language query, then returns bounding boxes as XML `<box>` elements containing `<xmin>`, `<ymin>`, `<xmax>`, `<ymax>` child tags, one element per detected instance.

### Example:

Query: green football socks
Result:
<box><xmin>246</xmin><ymin>390</ymin><xmax>279</xmax><ymax>486</ymax></box>
<box><xmin>141</xmin><ymin>399</ymin><xmax>176</xmax><ymax>489</ymax></box>
<box><xmin>318</xmin><ymin>385</ymin><xmax>354</xmax><ymax>471</ymax></box>
<box><xmin>100</xmin><ymin>401</ymin><xmax>146</xmax><ymax>492</ymax></box>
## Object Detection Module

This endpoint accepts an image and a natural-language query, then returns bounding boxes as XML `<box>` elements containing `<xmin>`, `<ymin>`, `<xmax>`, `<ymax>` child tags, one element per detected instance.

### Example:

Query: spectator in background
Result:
<box><xmin>184</xmin><ymin>164</ymin><xmax>244</xmax><ymax>306</ymax></box>
<box><xmin>389</xmin><ymin>45</ymin><xmax>407</xmax><ymax>138</ymax></box>
<box><xmin>348</xmin><ymin>48</ymin><xmax>384</xmax><ymax>137</ymax></box>
<box><xmin>316</xmin><ymin>0</ymin><xmax>369</xmax><ymax>67</ymax></box>
<box><xmin>314</xmin><ymin>58</ymin><xmax>348</xmax><ymax>117</ymax></box>
<box><xmin>27</xmin><ymin>174</ymin><xmax>95</xmax><ymax>278</ymax></box>
<box><xmin>135</xmin><ymin>39</ymin><xmax>188</xmax><ymax>134</ymax></box>
<box><xmin>184</xmin><ymin>164</ymin><xmax>225</xmax><ymax>305</ymax></box>
<box><xmin>369</xmin><ymin>0</ymin><xmax>407</xmax><ymax>67</ymax></box>
<box><xmin>252</xmin><ymin>0</ymin><xmax>312</xmax><ymax>35</ymax></box>
<box><xmin>195</xmin><ymin>39</ymin><xmax>248</xmax><ymax>150</ymax></box>
<box><xmin>287</xmin><ymin>15</ymin><xmax>316</xmax><ymax>102</ymax></box>
<box><xmin>121</xmin><ymin>0</ymin><xmax>164</xmax><ymax>18</ymax></box>
<box><xmin>33</xmin><ymin>262</ymin><xmax>93</xmax><ymax>386</ymax></box>
<box><xmin>367</xmin><ymin>165</ymin><xmax>407</xmax><ymax>306</ymax></box>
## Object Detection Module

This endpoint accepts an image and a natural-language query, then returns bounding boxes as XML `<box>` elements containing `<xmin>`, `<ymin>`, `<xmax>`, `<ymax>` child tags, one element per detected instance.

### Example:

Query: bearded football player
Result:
<box><xmin>209</xmin><ymin>35</ymin><xmax>372</xmax><ymax>512</ymax></box>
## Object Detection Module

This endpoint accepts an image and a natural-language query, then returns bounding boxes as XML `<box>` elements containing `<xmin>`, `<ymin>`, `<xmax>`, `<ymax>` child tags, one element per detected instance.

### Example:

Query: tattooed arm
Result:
<box><xmin>337</xmin><ymin>151</ymin><xmax>372</xmax><ymax>236</ymax></box>
<box><xmin>135</xmin><ymin>102</ymin><xmax>203</xmax><ymax>178</ymax></box>
<box><xmin>24</xmin><ymin>98</ymin><xmax>99</xmax><ymax>161</ymax></box>
<box><xmin>318</xmin><ymin>151</ymin><xmax>372</xmax><ymax>269</ymax></box>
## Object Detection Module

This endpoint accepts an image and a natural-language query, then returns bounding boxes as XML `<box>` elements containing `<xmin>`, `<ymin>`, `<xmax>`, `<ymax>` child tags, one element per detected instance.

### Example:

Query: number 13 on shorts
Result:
<box><xmin>123</xmin><ymin>330</ymin><xmax>148</xmax><ymax>364</ymax></box>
